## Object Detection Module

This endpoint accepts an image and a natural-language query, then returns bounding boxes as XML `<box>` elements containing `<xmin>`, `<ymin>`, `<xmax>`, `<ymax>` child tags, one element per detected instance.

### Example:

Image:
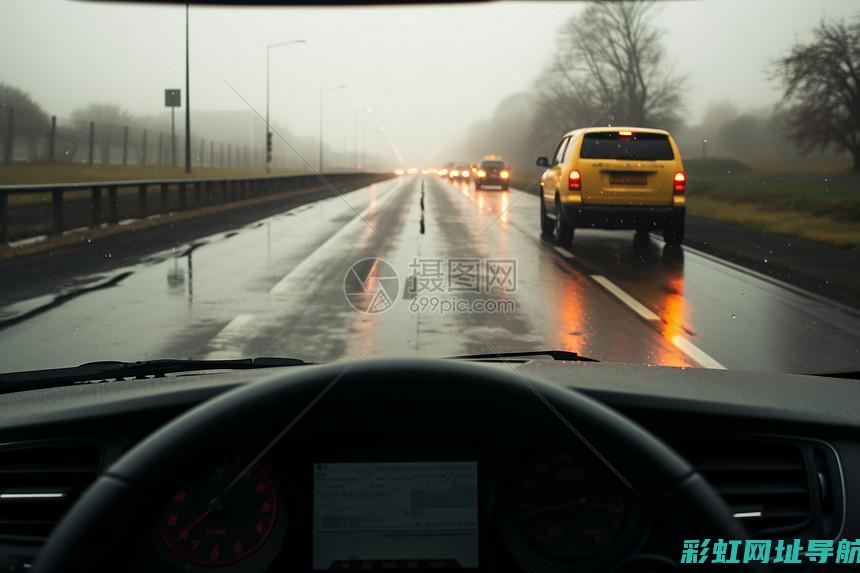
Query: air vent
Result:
<box><xmin>0</xmin><ymin>440</ymin><xmax>102</xmax><ymax>540</ymax></box>
<box><xmin>675</xmin><ymin>436</ymin><xmax>813</xmax><ymax>535</ymax></box>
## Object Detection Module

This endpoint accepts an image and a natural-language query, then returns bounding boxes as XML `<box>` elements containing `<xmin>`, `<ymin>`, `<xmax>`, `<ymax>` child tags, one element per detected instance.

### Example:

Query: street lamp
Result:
<box><xmin>353</xmin><ymin>106</ymin><xmax>373</xmax><ymax>170</ymax></box>
<box><xmin>319</xmin><ymin>85</ymin><xmax>346</xmax><ymax>174</ymax></box>
<box><xmin>184</xmin><ymin>4</ymin><xmax>191</xmax><ymax>174</ymax></box>
<box><xmin>266</xmin><ymin>39</ymin><xmax>305</xmax><ymax>173</ymax></box>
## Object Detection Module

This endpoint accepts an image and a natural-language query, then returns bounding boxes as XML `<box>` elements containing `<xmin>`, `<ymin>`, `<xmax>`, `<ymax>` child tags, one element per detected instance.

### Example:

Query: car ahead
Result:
<box><xmin>447</xmin><ymin>162</ymin><xmax>471</xmax><ymax>181</ymax></box>
<box><xmin>537</xmin><ymin>127</ymin><xmax>686</xmax><ymax>246</ymax></box>
<box><xmin>474</xmin><ymin>159</ymin><xmax>511</xmax><ymax>190</ymax></box>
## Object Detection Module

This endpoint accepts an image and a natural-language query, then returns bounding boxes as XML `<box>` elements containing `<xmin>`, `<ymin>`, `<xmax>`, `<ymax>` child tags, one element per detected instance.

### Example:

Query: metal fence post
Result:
<box><xmin>2</xmin><ymin>107</ymin><xmax>14</xmax><ymax>164</ymax></box>
<box><xmin>227</xmin><ymin>144</ymin><xmax>232</xmax><ymax>168</ymax></box>
<box><xmin>209</xmin><ymin>141</ymin><xmax>214</xmax><ymax>168</ymax></box>
<box><xmin>198</xmin><ymin>138</ymin><xmax>204</xmax><ymax>167</ymax></box>
<box><xmin>108</xmin><ymin>186</ymin><xmax>119</xmax><ymax>223</ymax></box>
<box><xmin>88</xmin><ymin>121</ymin><xmax>95</xmax><ymax>165</ymax></box>
<box><xmin>103</xmin><ymin>127</ymin><xmax>110</xmax><ymax>165</ymax></box>
<box><xmin>122</xmin><ymin>126</ymin><xmax>129</xmax><ymax>165</ymax></box>
<box><xmin>141</xmin><ymin>130</ymin><xmax>148</xmax><ymax>166</ymax></box>
<box><xmin>51</xmin><ymin>190</ymin><xmax>64</xmax><ymax>235</ymax></box>
<box><xmin>48</xmin><ymin>115</ymin><xmax>56</xmax><ymax>163</ymax></box>
<box><xmin>220</xmin><ymin>142</ymin><xmax>224</xmax><ymax>167</ymax></box>
<box><xmin>90</xmin><ymin>186</ymin><xmax>102</xmax><ymax>226</ymax></box>
<box><xmin>0</xmin><ymin>192</ymin><xmax>7</xmax><ymax>242</ymax></box>
<box><xmin>138</xmin><ymin>183</ymin><xmax>148</xmax><ymax>215</ymax></box>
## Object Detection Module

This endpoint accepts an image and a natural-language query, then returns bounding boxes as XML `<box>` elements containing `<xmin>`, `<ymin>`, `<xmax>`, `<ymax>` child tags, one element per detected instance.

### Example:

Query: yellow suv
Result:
<box><xmin>537</xmin><ymin>127</ymin><xmax>686</xmax><ymax>246</ymax></box>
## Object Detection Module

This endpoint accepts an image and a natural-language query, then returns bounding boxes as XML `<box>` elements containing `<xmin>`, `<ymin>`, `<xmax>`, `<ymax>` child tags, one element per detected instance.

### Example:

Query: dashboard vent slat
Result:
<box><xmin>0</xmin><ymin>441</ymin><xmax>101</xmax><ymax>540</ymax></box>
<box><xmin>675</xmin><ymin>437</ymin><xmax>811</xmax><ymax>535</ymax></box>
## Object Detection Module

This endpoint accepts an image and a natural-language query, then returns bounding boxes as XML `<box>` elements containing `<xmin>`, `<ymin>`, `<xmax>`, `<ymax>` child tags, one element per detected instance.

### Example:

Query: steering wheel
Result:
<box><xmin>34</xmin><ymin>358</ymin><xmax>748</xmax><ymax>572</ymax></box>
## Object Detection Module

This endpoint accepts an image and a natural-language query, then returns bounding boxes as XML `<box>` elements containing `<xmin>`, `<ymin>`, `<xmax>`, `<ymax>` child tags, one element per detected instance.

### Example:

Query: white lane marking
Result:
<box><xmin>591</xmin><ymin>275</ymin><xmax>660</xmax><ymax>322</ymax></box>
<box><xmin>554</xmin><ymin>246</ymin><xmax>574</xmax><ymax>258</ymax></box>
<box><xmin>203</xmin><ymin>314</ymin><xmax>254</xmax><ymax>360</ymax></box>
<box><xmin>269</xmin><ymin>181</ymin><xmax>402</xmax><ymax>294</ymax></box>
<box><xmin>670</xmin><ymin>335</ymin><xmax>726</xmax><ymax>370</ymax></box>
<box><xmin>591</xmin><ymin>274</ymin><xmax>725</xmax><ymax>368</ymax></box>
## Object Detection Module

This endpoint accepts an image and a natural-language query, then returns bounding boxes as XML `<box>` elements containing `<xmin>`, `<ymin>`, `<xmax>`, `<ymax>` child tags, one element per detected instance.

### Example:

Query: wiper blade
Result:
<box><xmin>812</xmin><ymin>371</ymin><xmax>860</xmax><ymax>381</ymax></box>
<box><xmin>448</xmin><ymin>350</ymin><xmax>598</xmax><ymax>362</ymax></box>
<box><xmin>0</xmin><ymin>357</ymin><xmax>310</xmax><ymax>394</ymax></box>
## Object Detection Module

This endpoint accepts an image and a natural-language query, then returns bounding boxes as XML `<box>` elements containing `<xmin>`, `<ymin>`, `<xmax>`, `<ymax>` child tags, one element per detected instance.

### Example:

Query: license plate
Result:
<box><xmin>609</xmin><ymin>173</ymin><xmax>647</xmax><ymax>186</ymax></box>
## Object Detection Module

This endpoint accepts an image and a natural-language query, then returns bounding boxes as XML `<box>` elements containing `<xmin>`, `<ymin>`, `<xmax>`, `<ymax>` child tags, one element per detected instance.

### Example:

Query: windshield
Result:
<box><xmin>1</xmin><ymin>0</ymin><xmax>859</xmax><ymax>377</ymax></box>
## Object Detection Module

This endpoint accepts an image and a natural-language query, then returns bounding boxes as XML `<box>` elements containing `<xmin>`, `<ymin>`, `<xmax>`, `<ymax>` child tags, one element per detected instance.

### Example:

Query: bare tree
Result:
<box><xmin>534</xmin><ymin>0</ymin><xmax>684</xmax><ymax>136</ymax></box>
<box><xmin>774</xmin><ymin>17</ymin><xmax>860</xmax><ymax>171</ymax></box>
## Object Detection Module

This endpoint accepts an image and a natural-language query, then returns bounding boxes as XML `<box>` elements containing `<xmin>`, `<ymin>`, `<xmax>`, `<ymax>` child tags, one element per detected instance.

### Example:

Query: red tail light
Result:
<box><xmin>673</xmin><ymin>171</ymin><xmax>686</xmax><ymax>193</ymax></box>
<box><xmin>568</xmin><ymin>169</ymin><xmax>582</xmax><ymax>191</ymax></box>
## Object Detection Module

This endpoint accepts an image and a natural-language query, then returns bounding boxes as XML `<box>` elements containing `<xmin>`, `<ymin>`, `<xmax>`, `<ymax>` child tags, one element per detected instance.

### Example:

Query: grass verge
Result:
<box><xmin>686</xmin><ymin>196</ymin><xmax>860</xmax><ymax>249</ymax></box>
<box><xmin>0</xmin><ymin>164</ymin><xmax>304</xmax><ymax>185</ymax></box>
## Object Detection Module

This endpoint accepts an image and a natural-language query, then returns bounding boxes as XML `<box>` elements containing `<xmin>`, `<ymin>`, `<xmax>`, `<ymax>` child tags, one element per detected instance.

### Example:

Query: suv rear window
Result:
<box><xmin>579</xmin><ymin>132</ymin><xmax>674</xmax><ymax>160</ymax></box>
<box><xmin>481</xmin><ymin>161</ymin><xmax>505</xmax><ymax>168</ymax></box>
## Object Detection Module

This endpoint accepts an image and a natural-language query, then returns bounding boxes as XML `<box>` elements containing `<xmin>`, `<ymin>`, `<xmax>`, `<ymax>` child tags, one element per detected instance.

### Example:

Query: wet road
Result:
<box><xmin>1</xmin><ymin>174</ymin><xmax>858</xmax><ymax>375</ymax></box>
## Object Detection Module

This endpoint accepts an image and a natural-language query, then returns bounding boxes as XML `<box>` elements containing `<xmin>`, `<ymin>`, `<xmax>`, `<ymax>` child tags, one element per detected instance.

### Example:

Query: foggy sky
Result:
<box><xmin>2</xmin><ymin>0</ymin><xmax>858</xmax><ymax>166</ymax></box>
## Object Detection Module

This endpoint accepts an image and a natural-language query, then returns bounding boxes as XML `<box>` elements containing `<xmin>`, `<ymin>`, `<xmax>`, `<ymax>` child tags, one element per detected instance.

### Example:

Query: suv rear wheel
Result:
<box><xmin>554</xmin><ymin>196</ymin><xmax>574</xmax><ymax>247</ymax></box>
<box><xmin>540</xmin><ymin>193</ymin><xmax>553</xmax><ymax>237</ymax></box>
<box><xmin>662</xmin><ymin>216</ymin><xmax>685</xmax><ymax>245</ymax></box>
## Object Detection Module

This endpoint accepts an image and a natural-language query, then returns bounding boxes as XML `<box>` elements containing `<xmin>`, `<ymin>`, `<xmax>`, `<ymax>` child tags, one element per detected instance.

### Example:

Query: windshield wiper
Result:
<box><xmin>448</xmin><ymin>349</ymin><xmax>598</xmax><ymax>362</ymax></box>
<box><xmin>813</xmin><ymin>371</ymin><xmax>860</xmax><ymax>381</ymax></box>
<box><xmin>0</xmin><ymin>351</ymin><xmax>596</xmax><ymax>395</ymax></box>
<box><xmin>0</xmin><ymin>357</ymin><xmax>311</xmax><ymax>395</ymax></box>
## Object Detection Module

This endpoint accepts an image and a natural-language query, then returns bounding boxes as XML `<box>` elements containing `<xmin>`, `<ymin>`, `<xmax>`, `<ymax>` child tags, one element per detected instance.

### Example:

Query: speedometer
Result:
<box><xmin>156</xmin><ymin>460</ymin><xmax>280</xmax><ymax>568</ymax></box>
<box><xmin>504</xmin><ymin>449</ymin><xmax>640</xmax><ymax>571</ymax></box>
<box><xmin>514</xmin><ymin>450</ymin><xmax>626</xmax><ymax>560</ymax></box>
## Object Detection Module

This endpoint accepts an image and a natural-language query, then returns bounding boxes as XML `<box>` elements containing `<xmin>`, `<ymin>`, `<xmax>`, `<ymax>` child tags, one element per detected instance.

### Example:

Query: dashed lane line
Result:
<box><xmin>590</xmin><ymin>274</ymin><xmax>725</xmax><ymax>369</ymax></box>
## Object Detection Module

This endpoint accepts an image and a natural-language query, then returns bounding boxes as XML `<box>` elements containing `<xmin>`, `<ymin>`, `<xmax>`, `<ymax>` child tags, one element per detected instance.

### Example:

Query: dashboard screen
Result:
<box><xmin>313</xmin><ymin>461</ymin><xmax>479</xmax><ymax>570</ymax></box>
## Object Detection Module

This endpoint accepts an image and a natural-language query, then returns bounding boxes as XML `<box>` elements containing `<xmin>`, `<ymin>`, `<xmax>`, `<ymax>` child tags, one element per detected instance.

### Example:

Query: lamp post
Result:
<box><xmin>184</xmin><ymin>3</ymin><xmax>191</xmax><ymax>173</ymax></box>
<box><xmin>353</xmin><ymin>106</ymin><xmax>373</xmax><ymax>170</ymax></box>
<box><xmin>319</xmin><ymin>85</ymin><xmax>346</xmax><ymax>174</ymax></box>
<box><xmin>265</xmin><ymin>39</ymin><xmax>305</xmax><ymax>173</ymax></box>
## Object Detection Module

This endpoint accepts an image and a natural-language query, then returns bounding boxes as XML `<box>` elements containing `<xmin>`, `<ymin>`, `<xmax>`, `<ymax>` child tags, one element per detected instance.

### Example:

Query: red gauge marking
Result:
<box><xmin>157</xmin><ymin>463</ymin><xmax>277</xmax><ymax>566</ymax></box>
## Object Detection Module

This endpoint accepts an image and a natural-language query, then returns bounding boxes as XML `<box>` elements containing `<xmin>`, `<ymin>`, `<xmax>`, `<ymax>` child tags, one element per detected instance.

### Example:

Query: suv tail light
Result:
<box><xmin>674</xmin><ymin>171</ymin><xmax>686</xmax><ymax>194</ymax></box>
<box><xmin>568</xmin><ymin>169</ymin><xmax>582</xmax><ymax>191</ymax></box>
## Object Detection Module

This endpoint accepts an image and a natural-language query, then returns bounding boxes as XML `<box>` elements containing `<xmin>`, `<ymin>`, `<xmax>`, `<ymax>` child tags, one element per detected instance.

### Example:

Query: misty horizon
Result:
<box><xmin>2</xmin><ymin>0</ymin><xmax>859</xmax><ymax>166</ymax></box>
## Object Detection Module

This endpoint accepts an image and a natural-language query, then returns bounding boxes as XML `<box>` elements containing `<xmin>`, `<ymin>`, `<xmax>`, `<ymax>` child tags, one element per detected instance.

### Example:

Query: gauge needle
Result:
<box><xmin>184</xmin><ymin>498</ymin><xmax>224</xmax><ymax>535</ymax></box>
<box><xmin>525</xmin><ymin>499</ymin><xmax>617</xmax><ymax>516</ymax></box>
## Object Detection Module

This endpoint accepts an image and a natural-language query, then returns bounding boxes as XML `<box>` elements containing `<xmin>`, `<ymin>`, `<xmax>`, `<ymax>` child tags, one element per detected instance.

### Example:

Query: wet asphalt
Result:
<box><xmin>0</xmin><ymin>174</ymin><xmax>858</xmax><ymax>375</ymax></box>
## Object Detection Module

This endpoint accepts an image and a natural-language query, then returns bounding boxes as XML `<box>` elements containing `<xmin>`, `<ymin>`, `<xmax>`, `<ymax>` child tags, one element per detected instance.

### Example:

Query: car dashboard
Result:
<box><xmin>0</xmin><ymin>359</ymin><xmax>858</xmax><ymax>573</ymax></box>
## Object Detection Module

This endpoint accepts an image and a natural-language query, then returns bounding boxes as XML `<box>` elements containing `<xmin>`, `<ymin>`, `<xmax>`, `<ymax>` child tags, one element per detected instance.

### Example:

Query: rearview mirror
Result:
<box><xmin>536</xmin><ymin>156</ymin><xmax>549</xmax><ymax>167</ymax></box>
